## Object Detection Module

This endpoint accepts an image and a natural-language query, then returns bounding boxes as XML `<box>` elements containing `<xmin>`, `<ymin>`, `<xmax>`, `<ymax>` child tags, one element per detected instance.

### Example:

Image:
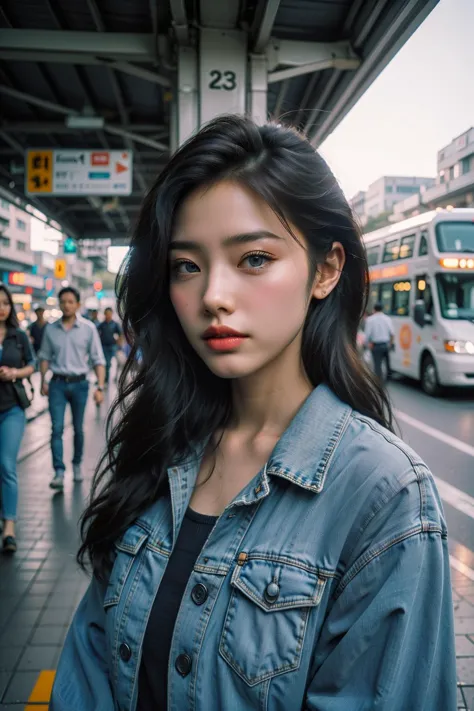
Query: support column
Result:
<box><xmin>176</xmin><ymin>45</ymin><xmax>199</xmax><ymax>147</ymax></box>
<box><xmin>199</xmin><ymin>28</ymin><xmax>247</xmax><ymax>125</ymax></box>
<box><xmin>248</xmin><ymin>54</ymin><xmax>267</xmax><ymax>125</ymax></box>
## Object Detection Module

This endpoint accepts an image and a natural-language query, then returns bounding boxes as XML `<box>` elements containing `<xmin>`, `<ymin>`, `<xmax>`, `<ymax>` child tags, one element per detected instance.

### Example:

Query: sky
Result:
<box><xmin>319</xmin><ymin>0</ymin><xmax>474</xmax><ymax>200</ymax></box>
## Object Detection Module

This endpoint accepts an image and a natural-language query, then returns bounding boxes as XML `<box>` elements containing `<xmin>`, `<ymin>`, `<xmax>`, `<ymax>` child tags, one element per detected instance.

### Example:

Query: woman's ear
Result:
<box><xmin>312</xmin><ymin>242</ymin><xmax>345</xmax><ymax>300</ymax></box>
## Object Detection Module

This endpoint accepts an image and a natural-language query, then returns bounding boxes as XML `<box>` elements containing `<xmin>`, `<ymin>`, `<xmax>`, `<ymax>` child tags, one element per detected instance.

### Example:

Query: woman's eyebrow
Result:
<box><xmin>170</xmin><ymin>230</ymin><xmax>283</xmax><ymax>251</ymax></box>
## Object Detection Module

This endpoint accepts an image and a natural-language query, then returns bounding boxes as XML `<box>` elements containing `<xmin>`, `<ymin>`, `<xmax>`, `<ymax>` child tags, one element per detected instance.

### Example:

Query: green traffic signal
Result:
<box><xmin>63</xmin><ymin>237</ymin><xmax>77</xmax><ymax>254</ymax></box>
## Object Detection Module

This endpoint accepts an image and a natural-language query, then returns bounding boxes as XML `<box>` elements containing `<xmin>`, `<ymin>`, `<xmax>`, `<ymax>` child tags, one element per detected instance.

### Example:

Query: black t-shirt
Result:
<box><xmin>137</xmin><ymin>506</ymin><xmax>218</xmax><ymax>711</ymax></box>
<box><xmin>97</xmin><ymin>320</ymin><xmax>121</xmax><ymax>347</ymax></box>
<box><xmin>29</xmin><ymin>321</ymin><xmax>46</xmax><ymax>353</ymax></box>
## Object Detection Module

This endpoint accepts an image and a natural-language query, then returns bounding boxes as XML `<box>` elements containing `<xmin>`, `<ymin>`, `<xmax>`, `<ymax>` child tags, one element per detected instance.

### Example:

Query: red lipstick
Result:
<box><xmin>202</xmin><ymin>325</ymin><xmax>248</xmax><ymax>352</ymax></box>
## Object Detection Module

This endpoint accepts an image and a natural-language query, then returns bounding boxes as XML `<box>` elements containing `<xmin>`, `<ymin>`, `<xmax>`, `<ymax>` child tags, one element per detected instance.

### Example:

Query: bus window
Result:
<box><xmin>393</xmin><ymin>281</ymin><xmax>411</xmax><ymax>316</ymax></box>
<box><xmin>418</xmin><ymin>232</ymin><xmax>429</xmax><ymax>256</ymax></box>
<box><xmin>436</xmin><ymin>222</ymin><xmax>474</xmax><ymax>252</ymax></box>
<box><xmin>436</xmin><ymin>273</ymin><xmax>474</xmax><ymax>320</ymax></box>
<box><xmin>382</xmin><ymin>239</ymin><xmax>400</xmax><ymax>262</ymax></box>
<box><xmin>380</xmin><ymin>283</ymin><xmax>393</xmax><ymax>313</ymax></box>
<box><xmin>366</xmin><ymin>246</ymin><xmax>380</xmax><ymax>266</ymax></box>
<box><xmin>399</xmin><ymin>234</ymin><xmax>415</xmax><ymax>259</ymax></box>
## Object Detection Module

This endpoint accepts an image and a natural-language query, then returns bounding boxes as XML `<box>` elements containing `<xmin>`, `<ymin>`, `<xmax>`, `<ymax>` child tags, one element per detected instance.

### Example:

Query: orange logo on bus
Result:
<box><xmin>399</xmin><ymin>324</ymin><xmax>412</xmax><ymax>351</ymax></box>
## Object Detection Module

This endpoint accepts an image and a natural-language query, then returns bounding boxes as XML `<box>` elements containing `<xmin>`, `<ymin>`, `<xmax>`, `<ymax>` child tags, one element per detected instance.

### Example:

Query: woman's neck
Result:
<box><xmin>229</xmin><ymin>339</ymin><xmax>313</xmax><ymax>439</ymax></box>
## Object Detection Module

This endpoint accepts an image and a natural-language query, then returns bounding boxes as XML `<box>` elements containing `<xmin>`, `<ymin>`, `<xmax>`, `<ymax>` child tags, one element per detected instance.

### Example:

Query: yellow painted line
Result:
<box><xmin>25</xmin><ymin>706</ymin><xmax>49</xmax><ymax>710</ymax></box>
<box><xmin>27</xmin><ymin>669</ymin><xmax>56</xmax><ymax>703</ymax></box>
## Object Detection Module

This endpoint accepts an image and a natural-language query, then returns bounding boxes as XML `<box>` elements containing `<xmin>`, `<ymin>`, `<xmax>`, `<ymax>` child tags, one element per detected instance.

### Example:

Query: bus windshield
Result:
<box><xmin>436</xmin><ymin>222</ymin><xmax>474</xmax><ymax>253</ymax></box>
<box><xmin>436</xmin><ymin>273</ymin><xmax>474</xmax><ymax>320</ymax></box>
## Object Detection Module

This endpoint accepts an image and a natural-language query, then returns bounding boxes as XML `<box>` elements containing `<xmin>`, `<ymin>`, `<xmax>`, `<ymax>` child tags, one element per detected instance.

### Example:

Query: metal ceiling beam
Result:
<box><xmin>266</xmin><ymin>39</ymin><xmax>360</xmax><ymax>82</ymax></box>
<box><xmin>0</xmin><ymin>85</ymin><xmax>77</xmax><ymax>116</ymax></box>
<box><xmin>252</xmin><ymin>0</ymin><xmax>281</xmax><ymax>53</ymax></box>
<box><xmin>1</xmin><ymin>122</ymin><xmax>166</xmax><ymax>134</ymax></box>
<box><xmin>0</xmin><ymin>29</ymin><xmax>158</xmax><ymax>61</ymax></box>
<box><xmin>199</xmin><ymin>0</ymin><xmax>241</xmax><ymax>29</ymax></box>
<box><xmin>0</xmin><ymin>86</ymin><xmax>167</xmax><ymax>152</ymax></box>
<box><xmin>0</xmin><ymin>50</ymin><xmax>171</xmax><ymax>87</ymax></box>
<box><xmin>309</xmin><ymin>0</ymin><xmax>439</xmax><ymax>146</ymax></box>
<box><xmin>170</xmin><ymin>0</ymin><xmax>189</xmax><ymax>44</ymax></box>
<box><xmin>104</xmin><ymin>126</ymin><xmax>168</xmax><ymax>152</ymax></box>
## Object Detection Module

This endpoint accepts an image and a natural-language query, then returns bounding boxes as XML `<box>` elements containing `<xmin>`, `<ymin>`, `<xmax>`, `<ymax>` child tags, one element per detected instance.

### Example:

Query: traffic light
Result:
<box><xmin>63</xmin><ymin>237</ymin><xmax>77</xmax><ymax>254</ymax></box>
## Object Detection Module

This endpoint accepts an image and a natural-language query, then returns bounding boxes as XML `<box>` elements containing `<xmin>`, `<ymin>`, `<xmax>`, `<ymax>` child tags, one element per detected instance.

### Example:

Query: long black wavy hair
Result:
<box><xmin>0</xmin><ymin>284</ymin><xmax>19</xmax><ymax>329</ymax></box>
<box><xmin>79</xmin><ymin>115</ymin><xmax>393</xmax><ymax>579</ymax></box>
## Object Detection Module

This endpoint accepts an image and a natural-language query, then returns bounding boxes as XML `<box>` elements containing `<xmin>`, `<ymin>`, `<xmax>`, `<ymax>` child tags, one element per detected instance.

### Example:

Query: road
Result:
<box><xmin>388</xmin><ymin>377</ymin><xmax>474</xmax><ymax>574</ymax></box>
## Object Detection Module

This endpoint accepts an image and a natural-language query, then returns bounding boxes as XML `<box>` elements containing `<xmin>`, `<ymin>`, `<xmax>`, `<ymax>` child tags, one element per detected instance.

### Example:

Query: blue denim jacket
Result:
<box><xmin>51</xmin><ymin>385</ymin><xmax>457</xmax><ymax>710</ymax></box>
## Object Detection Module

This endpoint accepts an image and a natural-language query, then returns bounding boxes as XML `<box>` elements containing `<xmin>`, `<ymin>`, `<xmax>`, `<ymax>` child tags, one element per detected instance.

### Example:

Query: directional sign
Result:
<box><xmin>26</xmin><ymin>150</ymin><xmax>53</xmax><ymax>194</ymax></box>
<box><xmin>54</xmin><ymin>259</ymin><xmax>67</xmax><ymax>280</ymax></box>
<box><xmin>25</xmin><ymin>149</ymin><xmax>133</xmax><ymax>196</ymax></box>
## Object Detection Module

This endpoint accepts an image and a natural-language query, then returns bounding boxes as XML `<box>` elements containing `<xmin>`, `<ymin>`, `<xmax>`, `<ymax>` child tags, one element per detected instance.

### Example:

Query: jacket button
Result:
<box><xmin>264</xmin><ymin>582</ymin><xmax>280</xmax><ymax>603</ymax></box>
<box><xmin>191</xmin><ymin>583</ymin><xmax>208</xmax><ymax>606</ymax></box>
<box><xmin>119</xmin><ymin>642</ymin><xmax>132</xmax><ymax>662</ymax></box>
<box><xmin>175</xmin><ymin>653</ymin><xmax>192</xmax><ymax>677</ymax></box>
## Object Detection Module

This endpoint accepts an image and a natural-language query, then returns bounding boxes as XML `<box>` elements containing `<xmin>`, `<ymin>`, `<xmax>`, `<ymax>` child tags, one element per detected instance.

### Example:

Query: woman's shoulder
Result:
<box><xmin>332</xmin><ymin>407</ymin><xmax>446</xmax><ymax>535</ymax></box>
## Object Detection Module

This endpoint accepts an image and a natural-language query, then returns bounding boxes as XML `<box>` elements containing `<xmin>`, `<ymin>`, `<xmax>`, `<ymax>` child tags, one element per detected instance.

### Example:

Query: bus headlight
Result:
<box><xmin>444</xmin><ymin>340</ymin><xmax>474</xmax><ymax>354</ymax></box>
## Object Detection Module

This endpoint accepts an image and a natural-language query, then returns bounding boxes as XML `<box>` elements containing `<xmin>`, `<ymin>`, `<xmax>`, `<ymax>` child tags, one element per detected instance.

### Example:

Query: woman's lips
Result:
<box><xmin>204</xmin><ymin>336</ymin><xmax>248</xmax><ymax>352</ymax></box>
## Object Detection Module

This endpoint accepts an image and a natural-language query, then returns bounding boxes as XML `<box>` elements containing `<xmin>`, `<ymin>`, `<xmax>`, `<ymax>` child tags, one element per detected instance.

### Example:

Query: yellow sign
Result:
<box><xmin>54</xmin><ymin>259</ymin><xmax>66</xmax><ymax>280</ymax></box>
<box><xmin>26</xmin><ymin>150</ymin><xmax>53</xmax><ymax>194</ymax></box>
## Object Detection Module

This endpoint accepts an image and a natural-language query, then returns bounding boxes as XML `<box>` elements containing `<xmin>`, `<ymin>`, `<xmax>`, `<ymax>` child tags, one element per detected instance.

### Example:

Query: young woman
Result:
<box><xmin>0</xmin><ymin>284</ymin><xmax>35</xmax><ymax>553</ymax></box>
<box><xmin>51</xmin><ymin>116</ymin><xmax>457</xmax><ymax>710</ymax></box>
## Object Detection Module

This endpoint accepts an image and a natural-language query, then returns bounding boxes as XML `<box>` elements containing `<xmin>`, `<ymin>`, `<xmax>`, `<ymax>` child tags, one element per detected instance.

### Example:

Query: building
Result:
<box><xmin>364</xmin><ymin>176</ymin><xmax>436</xmax><ymax>219</ymax></box>
<box><xmin>393</xmin><ymin>127</ymin><xmax>474</xmax><ymax>220</ymax></box>
<box><xmin>349</xmin><ymin>190</ymin><xmax>367</xmax><ymax>225</ymax></box>
<box><xmin>0</xmin><ymin>195</ymin><xmax>95</xmax><ymax>322</ymax></box>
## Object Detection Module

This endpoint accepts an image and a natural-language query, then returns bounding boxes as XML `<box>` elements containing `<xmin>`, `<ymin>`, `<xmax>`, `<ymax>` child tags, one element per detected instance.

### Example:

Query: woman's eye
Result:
<box><xmin>241</xmin><ymin>252</ymin><xmax>273</xmax><ymax>270</ymax></box>
<box><xmin>172</xmin><ymin>260</ymin><xmax>200</xmax><ymax>276</ymax></box>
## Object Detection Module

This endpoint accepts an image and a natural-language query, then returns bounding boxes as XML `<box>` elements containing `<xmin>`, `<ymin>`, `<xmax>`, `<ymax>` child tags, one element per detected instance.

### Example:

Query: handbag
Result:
<box><xmin>12</xmin><ymin>331</ymin><xmax>35</xmax><ymax>410</ymax></box>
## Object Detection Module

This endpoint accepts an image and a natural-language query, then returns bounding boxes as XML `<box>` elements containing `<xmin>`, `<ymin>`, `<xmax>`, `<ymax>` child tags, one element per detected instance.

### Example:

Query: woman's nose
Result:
<box><xmin>201</xmin><ymin>268</ymin><xmax>235</xmax><ymax>315</ymax></box>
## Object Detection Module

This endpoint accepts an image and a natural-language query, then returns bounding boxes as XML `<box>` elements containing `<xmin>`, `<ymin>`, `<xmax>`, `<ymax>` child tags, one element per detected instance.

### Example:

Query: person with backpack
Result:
<box><xmin>0</xmin><ymin>284</ymin><xmax>36</xmax><ymax>554</ymax></box>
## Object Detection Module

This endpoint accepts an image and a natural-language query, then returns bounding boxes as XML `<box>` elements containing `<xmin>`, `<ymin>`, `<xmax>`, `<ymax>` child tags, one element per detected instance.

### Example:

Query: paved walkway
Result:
<box><xmin>0</xmin><ymin>390</ymin><xmax>473</xmax><ymax>708</ymax></box>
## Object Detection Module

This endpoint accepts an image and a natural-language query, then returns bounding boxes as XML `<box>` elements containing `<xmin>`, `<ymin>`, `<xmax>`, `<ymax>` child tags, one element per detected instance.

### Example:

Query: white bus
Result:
<box><xmin>363</xmin><ymin>208</ymin><xmax>474</xmax><ymax>396</ymax></box>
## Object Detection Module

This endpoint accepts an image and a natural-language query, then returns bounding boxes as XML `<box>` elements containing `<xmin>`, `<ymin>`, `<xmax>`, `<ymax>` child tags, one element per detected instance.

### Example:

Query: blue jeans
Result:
<box><xmin>49</xmin><ymin>379</ymin><xmax>89</xmax><ymax>475</ymax></box>
<box><xmin>0</xmin><ymin>406</ymin><xmax>26</xmax><ymax>521</ymax></box>
<box><xmin>102</xmin><ymin>345</ymin><xmax>117</xmax><ymax>383</ymax></box>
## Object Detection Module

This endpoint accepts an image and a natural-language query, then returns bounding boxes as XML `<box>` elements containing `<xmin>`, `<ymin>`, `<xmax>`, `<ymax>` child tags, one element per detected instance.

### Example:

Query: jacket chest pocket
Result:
<box><xmin>219</xmin><ymin>556</ymin><xmax>327</xmax><ymax>687</ymax></box>
<box><xmin>103</xmin><ymin>524</ymin><xmax>150</xmax><ymax>611</ymax></box>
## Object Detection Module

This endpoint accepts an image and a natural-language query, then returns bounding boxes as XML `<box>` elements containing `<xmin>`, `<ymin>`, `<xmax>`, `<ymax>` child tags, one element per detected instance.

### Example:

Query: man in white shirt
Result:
<box><xmin>364</xmin><ymin>303</ymin><xmax>395</xmax><ymax>381</ymax></box>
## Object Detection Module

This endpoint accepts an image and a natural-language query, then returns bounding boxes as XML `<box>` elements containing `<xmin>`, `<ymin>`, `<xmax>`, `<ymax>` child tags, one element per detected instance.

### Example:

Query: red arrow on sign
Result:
<box><xmin>115</xmin><ymin>162</ymin><xmax>128</xmax><ymax>174</ymax></box>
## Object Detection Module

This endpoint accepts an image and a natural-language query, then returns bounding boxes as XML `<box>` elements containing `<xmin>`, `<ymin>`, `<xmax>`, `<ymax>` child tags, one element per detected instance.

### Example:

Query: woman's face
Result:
<box><xmin>0</xmin><ymin>290</ymin><xmax>11</xmax><ymax>325</ymax></box>
<box><xmin>170</xmin><ymin>180</ymin><xmax>334</xmax><ymax>380</ymax></box>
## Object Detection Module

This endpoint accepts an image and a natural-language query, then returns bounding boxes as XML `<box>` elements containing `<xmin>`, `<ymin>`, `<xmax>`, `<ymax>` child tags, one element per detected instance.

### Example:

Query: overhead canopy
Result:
<box><xmin>0</xmin><ymin>0</ymin><xmax>438</xmax><ymax>241</ymax></box>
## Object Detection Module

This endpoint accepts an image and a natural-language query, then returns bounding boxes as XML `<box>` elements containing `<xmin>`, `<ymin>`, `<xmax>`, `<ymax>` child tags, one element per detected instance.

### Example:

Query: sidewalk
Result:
<box><xmin>24</xmin><ymin>372</ymin><xmax>48</xmax><ymax>424</ymax></box>
<box><xmin>0</xmin><ymin>391</ymin><xmax>473</xmax><ymax>708</ymax></box>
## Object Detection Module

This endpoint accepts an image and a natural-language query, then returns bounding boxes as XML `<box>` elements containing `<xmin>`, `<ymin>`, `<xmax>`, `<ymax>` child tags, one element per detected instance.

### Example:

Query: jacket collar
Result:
<box><xmin>264</xmin><ymin>384</ymin><xmax>352</xmax><ymax>494</ymax></box>
<box><xmin>175</xmin><ymin>384</ymin><xmax>352</xmax><ymax>497</ymax></box>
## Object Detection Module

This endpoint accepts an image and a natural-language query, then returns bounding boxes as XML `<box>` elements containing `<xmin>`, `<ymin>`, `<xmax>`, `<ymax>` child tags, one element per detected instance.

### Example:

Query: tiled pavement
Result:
<box><xmin>0</xmin><ymin>391</ymin><xmax>473</xmax><ymax>709</ymax></box>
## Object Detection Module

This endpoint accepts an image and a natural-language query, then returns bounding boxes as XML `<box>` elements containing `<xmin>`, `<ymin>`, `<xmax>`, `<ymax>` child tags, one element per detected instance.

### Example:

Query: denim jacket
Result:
<box><xmin>51</xmin><ymin>385</ymin><xmax>457</xmax><ymax>711</ymax></box>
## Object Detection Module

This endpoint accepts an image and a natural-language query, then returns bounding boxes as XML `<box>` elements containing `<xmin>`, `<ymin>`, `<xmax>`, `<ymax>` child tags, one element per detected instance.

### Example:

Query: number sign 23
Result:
<box><xmin>208</xmin><ymin>70</ymin><xmax>237</xmax><ymax>91</ymax></box>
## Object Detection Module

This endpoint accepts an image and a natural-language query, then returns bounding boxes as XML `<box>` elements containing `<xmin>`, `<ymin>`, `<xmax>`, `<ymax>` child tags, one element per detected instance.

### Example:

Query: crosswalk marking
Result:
<box><xmin>395</xmin><ymin>409</ymin><xmax>474</xmax><ymax>458</ymax></box>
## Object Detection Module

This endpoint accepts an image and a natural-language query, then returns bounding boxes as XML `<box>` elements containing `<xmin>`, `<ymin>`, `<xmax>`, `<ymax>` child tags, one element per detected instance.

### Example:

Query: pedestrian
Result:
<box><xmin>38</xmin><ymin>287</ymin><xmax>105</xmax><ymax>491</ymax></box>
<box><xmin>97</xmin><ymin>307</ymin><xmax>122</xmax><ymax>386</ymax></box>
<box><xmin>364</xmin><ymin>302</ymin><xmax>395</xmax><ymax>381</ymax></box>
<box><xmin>88</xmin><ymin>308</ymin><xmax>100</xmax><ymax>328</ymax></box>
<box><xmin>28</xmin><ymin>305</ymin><xmax>47</xmax><ymax>356</ymax></box>
<box><xmin>51</xmin><ymin>116</ymin><xmax>457</xmax><ymax>710</ymax></box>
<box><xmin>0</xmin><ymin>284</ymin><xmax>35</xmax><ymax>554</ymax></box>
